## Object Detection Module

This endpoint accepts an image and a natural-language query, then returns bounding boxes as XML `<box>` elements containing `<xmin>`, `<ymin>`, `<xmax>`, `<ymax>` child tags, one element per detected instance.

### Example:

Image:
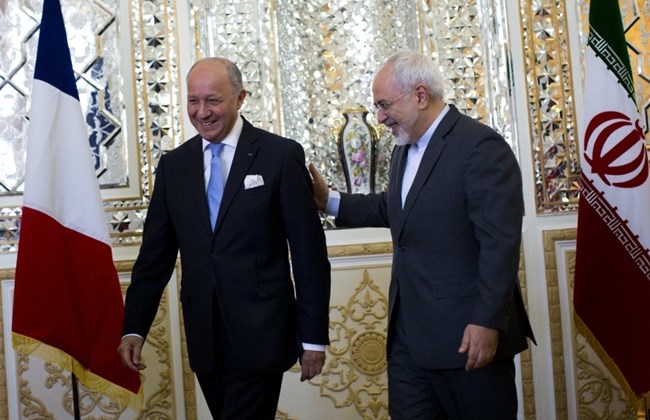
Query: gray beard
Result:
<box><xmin>393</xmin><ymin>127</ymin><xmax>411</xmax><ymax>146</ymax></box>
<box><xmin>390</xmin><ymin>108</ymin><xmax>418</xmax><ymax>147</ymax></box>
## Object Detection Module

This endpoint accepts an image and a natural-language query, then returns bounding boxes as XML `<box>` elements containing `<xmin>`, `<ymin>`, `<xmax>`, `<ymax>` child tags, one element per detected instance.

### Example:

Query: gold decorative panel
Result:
<box><xmin>418</xmin><ymin>0</ymin><xmax>518</xmax><ymax>155</ymax></box>
<box><xmin>622</xmin><ymin>0</ymin><xmax>650</xmax><ymax>133</ymax></box>
<box><xmin>543</xmin><ymin>229</ymin><xmax>574</xmax><ymax>419</ymax></box>
<box><xmin>188</xmin><ymin>0</ymin><xmax>283</xmax><ymax>134</ymax></box>
<box><xmin>275</xmin><ymin>409</ymin><xmax>298</xmax><ymax>420</ymax></box>
<box><xmin>517</xmin><ymin>245</ymin><xmax>536</xmax><ymax>420</ymax></box>
<box><xmin>543</xmin><ymin>229</ymin><xmax>639</xmax><ymax>419</ymax></box>
<box><xmin>520</xmin><ymin>0</ymin><xmax>581</xmax><ymax>213</ymax></box>
<box><xmin>0</xmin><ymin>0</ymin><xmax>185</xmax><ymax>251</ymax></box>
<box><xmin>0</xmin><ymin>0</ymin><xmax>130</xmax><ymax>251</ymax></box>
<box><xmin>0</xmin><ymin>0</ymin><xmax>128</xmax><ymax>197</ymax></box>
<box><xmin>280</xmin><ymin>266</ymin><xmax>391</xmax><ymax>419</ymax></box>
<box><xmin>526</xmin><ymin>0</ymin><xmax>650</xmax><ymax>214</ymax></box>
<box><xmin>106</xmin><ymin>0</ymin><xmax>185</xmax><ymax>246</ymax></box>
<box><xmin>314</xmin><ymin>269</ymin><xmax>389</xmax><ymax>418</ymax></box>
<box><xmin>0</xmin><ymin>265</ymin><xmax>188</xmax><ymax>419</ymax></box>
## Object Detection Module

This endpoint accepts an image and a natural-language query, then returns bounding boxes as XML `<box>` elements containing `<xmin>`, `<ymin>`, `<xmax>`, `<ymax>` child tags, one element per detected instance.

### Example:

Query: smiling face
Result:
<box><xmin>186</xmin><ymin>60</ymin><xmax>246</xmax><ymax>142</ymax></box>
<box><xmin>372</xmin><ymin>65</ymin><xmax>419</xmax><ymax>146</ymax></box>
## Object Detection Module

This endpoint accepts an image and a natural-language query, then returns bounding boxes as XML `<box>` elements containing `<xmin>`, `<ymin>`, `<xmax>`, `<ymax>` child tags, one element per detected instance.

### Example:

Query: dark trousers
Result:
<box><xmin>195</xmin><ymin>299</ymin><xmax>284</xmax><ymax>419</ymax></box>
<box><xmin>196</xmin><ymin>366</ymin><xmax>283</xmax><ymax>420</ymax></box>
<box><xmin>388</xmin><ymin>303</ymin><xmax>518</xmax><ymax>420</ymax></box>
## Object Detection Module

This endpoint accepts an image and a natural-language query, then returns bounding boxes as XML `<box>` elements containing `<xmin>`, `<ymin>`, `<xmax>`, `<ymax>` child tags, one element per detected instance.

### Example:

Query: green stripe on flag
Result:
<box><xmin>588</xmin><ymin>0</ymin><xmax>635</xmax><ymax>102</ymax></box>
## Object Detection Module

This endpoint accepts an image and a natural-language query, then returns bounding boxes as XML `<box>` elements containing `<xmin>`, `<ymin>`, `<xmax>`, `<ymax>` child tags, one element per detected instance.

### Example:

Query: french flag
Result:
<box><xmin>12</xmin><ymin>0</ymin><xmax>141</xmax><ymax>407</ymax></box>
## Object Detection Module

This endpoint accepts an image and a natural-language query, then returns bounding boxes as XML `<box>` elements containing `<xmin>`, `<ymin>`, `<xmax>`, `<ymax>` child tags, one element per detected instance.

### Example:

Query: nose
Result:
<box><xmin>376</xmin><ymin>109</ymin><xmax>388</xmax><ymax>124</ymax></box>
<box><xmin>196</xmin><ymin>101</ymin><xmax>210</xmax><ymax>118</ymax></box>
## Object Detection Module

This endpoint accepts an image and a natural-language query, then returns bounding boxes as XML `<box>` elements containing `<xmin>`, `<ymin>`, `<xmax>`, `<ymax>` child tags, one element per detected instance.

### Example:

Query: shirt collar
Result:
<box><xmin>414</xmin><ymin>104</ymin><xmax>449</xmax><ymax>150</ymax></box>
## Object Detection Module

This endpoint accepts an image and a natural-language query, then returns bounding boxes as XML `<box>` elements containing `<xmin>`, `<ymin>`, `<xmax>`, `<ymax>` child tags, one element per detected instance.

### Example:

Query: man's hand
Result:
<box><xmin>458</xmin><ymin>324</ymin><xmax>499</xmax><ymax>370</ymax></box>
<box><xmin>117</xmin><ymin>335</ymin><xmax>147</xmax><ymax>373</ymax></box>
<box><xmin>299</xmin><ymin>349</ymin><xmax>325</xmax><ymax>382</ymax></box>
<box><xmin>308</xmin><ymin>163</ymin><xmax>329</xmax><ymax>212</ymax></box>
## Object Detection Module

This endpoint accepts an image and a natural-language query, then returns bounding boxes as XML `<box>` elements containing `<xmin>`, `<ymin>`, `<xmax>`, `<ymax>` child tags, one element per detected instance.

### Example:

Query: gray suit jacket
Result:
<box><xmin>337</xmin><ymin>105</ymin><xmax>534</xmax><ymax>369</ymax></box>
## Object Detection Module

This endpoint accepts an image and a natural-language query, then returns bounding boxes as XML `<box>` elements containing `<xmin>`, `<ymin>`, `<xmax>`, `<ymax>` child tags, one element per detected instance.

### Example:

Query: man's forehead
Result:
<box><xmin>373</xmin><ymin>70</ymin><xmax>396</xmax><ymax>95</ymax></box>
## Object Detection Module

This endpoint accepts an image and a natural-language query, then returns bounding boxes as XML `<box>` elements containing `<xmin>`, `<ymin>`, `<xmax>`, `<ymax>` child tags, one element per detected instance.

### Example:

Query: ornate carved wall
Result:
<box><xmin>542</xmin><ymin>230</ymin><xmax>640</xmax><ymax>419</ymax></box>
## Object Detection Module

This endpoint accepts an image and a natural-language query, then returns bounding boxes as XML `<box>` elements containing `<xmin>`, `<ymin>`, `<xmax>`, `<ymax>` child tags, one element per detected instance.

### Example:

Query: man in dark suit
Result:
<box><xmin>118</xmin><ymin>57</ymin><xmax>331</xmax><ymax>419</ymax></box>
<box><xmin>310</xmin><ymin>50</ymin><xmax>535</xmax><ymax>419</ymax></box>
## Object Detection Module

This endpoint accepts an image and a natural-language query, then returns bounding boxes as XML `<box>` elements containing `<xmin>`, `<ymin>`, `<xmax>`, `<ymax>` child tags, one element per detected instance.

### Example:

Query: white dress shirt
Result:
<box><xmin>202</xmin><ymin>115</ymin><xmax>243</xmax><ymax>188</ymax></box>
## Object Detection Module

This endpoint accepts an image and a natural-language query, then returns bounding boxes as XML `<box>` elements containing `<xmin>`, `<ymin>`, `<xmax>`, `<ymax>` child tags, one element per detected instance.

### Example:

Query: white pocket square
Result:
<box><xmin>244</xmin><ymin>174</ymin><xmax>264</xmax><ymax>189</ymax></box>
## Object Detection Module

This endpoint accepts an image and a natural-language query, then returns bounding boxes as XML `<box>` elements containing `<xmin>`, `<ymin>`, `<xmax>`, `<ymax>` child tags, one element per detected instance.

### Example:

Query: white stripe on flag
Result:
<box><xmin>24</xmin><ymin>79</ymin><xmax>109</xmax><ymax>245</ymax></box>
<box><xmin>581</xmin><ymin>48</ymin><xmax>650</xmax><ymax>251</ymax></box>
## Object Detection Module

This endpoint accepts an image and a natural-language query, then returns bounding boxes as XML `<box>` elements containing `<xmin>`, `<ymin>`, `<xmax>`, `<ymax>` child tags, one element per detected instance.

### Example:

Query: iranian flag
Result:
<box><xmin>12</xmin><ymin>0</ymin><xmax>141</xmax><ymax>408</ymax></box>
<box><xmin>574</xmin><ymin>0</ymin><xmax>650</xmax><ymax>399</ymax></box>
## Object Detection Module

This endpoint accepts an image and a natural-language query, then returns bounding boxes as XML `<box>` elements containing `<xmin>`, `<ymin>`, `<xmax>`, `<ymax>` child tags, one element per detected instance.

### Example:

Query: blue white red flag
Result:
<box><xmin>12</xmin><ymin>0</ymin><xmax>141</xmax><ymax>408</ymax></box>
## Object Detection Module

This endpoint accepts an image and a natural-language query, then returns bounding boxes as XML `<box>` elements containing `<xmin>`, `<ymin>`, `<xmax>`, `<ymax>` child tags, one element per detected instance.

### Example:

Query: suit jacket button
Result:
<box><xmin>398</xmin><ymin>246</ymin><xmax>405</xmax><ymax>252</ymax></box>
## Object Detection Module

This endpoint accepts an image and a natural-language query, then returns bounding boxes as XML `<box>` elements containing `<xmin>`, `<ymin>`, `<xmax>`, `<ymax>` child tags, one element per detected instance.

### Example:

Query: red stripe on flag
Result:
<box><xmin>13</xmin><ymin>207</ymin><xmax>140</xmax><ymax>394</ymax></box>
<box><xmin>574</xmin><ymin>195</ymin><xmax>650</xmax><ymax>396</ymax></box>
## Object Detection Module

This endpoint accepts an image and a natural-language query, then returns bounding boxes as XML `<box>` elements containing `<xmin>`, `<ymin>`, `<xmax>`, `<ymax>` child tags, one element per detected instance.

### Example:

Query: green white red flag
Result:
<box><xmin>12</xmin><ymin>0</ymin><xmax>141</xmax><ymax>409</ymax></box>
<box><xmin>574</xmin><ymin>0</ymin><xmax>650</xmax><ymax>399</ymax></box>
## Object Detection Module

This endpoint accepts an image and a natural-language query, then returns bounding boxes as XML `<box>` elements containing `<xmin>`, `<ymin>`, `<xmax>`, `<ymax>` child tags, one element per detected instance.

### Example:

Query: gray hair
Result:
<box><xmin>382</xmin><ymin>51</ymin><xmax>444</xmax><ymax>101</ymax></box>
<box><xmin>187</xmin><ymin>57</ymin><xmax>244</xmax><ymax>95</ymax></box>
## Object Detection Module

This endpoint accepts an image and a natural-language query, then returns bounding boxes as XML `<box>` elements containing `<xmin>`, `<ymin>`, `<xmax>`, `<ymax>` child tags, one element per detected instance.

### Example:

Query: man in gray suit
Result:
<box><xmin>310</xmin><ymin>50</ymin><xmax>535</xmax><ymax>419</ymax></box>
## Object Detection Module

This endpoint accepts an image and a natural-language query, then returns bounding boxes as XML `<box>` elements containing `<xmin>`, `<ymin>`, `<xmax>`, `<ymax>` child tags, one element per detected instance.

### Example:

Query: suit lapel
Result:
<box><xmin>388</xmin><ymin>144</ymin><xmax>412</xmax><ymax>241</ymax></box>
<box><xmin>388</xmin><ymin>145</ymin><xmax>408</xmax><ymax>213</ymax></box>
<box><xmin>183</xmin><ymin>136</ymin><xmax>214</xmax><ymax>234</ymax></box>
<box><xmin>395</xmin><ymin>106</ymin><xmax>461</xmax><ymax>236</ymax></box>
<box><xmin>213</xmin><ymin>119</ymin><xmax>259</xmax><ymax>236</ymax></box>
<box><xmin>401</xmin><ymin>137</ymin><xmax>445</xmax><ymax>215</ymax></box>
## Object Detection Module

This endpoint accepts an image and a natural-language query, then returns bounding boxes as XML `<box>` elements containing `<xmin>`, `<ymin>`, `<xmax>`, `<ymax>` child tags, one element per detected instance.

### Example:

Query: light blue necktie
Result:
<box><xmin>207</xmin><ymin>142</ymin><xmax>225</xmax><ymax>231</ymax></box>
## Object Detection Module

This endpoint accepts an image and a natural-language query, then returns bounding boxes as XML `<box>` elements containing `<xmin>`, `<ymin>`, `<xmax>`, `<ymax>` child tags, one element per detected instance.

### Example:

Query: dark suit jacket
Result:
<box><xmin>337</xmin><ymin>105</ymin><xmax>534</xmax><ymax>369</ymax></box>
<box><xmin>123</xmin><ymin>118</ymin><xmax>331</xmax><ymax>374</ymax></box>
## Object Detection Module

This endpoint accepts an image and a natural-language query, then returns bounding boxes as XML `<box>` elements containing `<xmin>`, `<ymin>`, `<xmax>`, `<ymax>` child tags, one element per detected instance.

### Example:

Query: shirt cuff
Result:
<box><xmin>302</xmin><ymin>343</ymin><xmax>326</xmax><ymax>352</ymax></box>
<box><xmin>325</xmin><ymin>190</ymin><xmax>341</xmax><ymax>216</ymax></box>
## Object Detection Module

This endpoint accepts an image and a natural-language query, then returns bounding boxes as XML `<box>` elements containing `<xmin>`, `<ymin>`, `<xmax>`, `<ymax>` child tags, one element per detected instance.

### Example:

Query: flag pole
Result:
<box><xmin>71</xmin><ymin>373</ymin><xmax>81</xmax><ymax>420</ymax></box>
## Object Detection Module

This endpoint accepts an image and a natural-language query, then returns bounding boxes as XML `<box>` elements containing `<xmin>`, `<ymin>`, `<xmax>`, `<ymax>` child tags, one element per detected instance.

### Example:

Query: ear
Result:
<box><xmin>414</xmin><ymin>85</ymin><xmax>429</xmax><ymax>109</ymax></box>
<box><xmin>236</xmin><ymin>89</ymin><xmax>247</xmax><ymax>109</ymax></box>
